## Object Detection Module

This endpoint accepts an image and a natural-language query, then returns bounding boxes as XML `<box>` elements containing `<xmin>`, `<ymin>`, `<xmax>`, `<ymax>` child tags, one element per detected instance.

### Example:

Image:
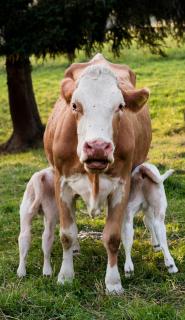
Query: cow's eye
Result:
<box><xmin>72</xmin><ymin>103</ymin><xmax>77</xmax><ymax>111</ymax></box>
<box><xmin>119</xmin><ymin>103</ymin><xmax>124</xmax><ymax>111</ymax></box>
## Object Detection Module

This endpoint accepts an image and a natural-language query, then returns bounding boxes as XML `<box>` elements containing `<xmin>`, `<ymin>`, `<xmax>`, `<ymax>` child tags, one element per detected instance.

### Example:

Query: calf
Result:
<box><xmin>17</xmin><ymin>168</ymin><xmax>61</xmax><ymax>277</ymax></box>
<box><xmin>17</xmin><ymin>167</ymin><xmax>80</xmax><ymax>278</ymax></box>
<box><xmin>122</xmin><ymin>163</ymin><xmax>178</xmax><ymax>277</ymax></box>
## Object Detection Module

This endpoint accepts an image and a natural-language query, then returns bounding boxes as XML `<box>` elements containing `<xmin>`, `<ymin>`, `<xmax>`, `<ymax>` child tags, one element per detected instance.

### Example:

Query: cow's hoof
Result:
<box><xmin>43</xmin><ymin>264</ymin><xmax>52</xmax><ymax>276</ymax></box>
<box><xmin>106</xmin><ymin>283</ymin><xmax>124</xmax><ymax>295</ymax></box>
<box><xmin>168</xmin><ymin>264</ymin><xmax>178</xmax><ymax>274</ymax></box>
<box><xmin>57</xmin><ymin>272</ymin><xmax>74</xmax><ymax>284</ymax></box>
<box><xmin>17</xmin><ymin>266</ymin><xmax>26</xmax><ymax>278</ymax></box>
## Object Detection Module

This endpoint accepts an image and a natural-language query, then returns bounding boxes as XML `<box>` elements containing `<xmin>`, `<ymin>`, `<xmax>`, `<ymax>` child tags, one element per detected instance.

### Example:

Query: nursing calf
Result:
<box><xmin>122</xmin><ymin>163</ymin><xmax>178</xmax><ymax>277</ymax></box>
<box><xmin>17</xmin><ymin>168</ymin><xmax>58</xmax><ymax>277</ymax></box>
<box><xmin>17</xmin><ymin>168</ymin><xmax>80</xmax><ymax>278</ymax></box>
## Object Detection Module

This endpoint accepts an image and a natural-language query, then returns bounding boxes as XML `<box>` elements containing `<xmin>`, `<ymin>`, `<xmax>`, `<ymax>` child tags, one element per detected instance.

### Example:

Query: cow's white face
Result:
<box><xmin>71</xmin><ymin>66</ymin><xmax>125</xmax><ymax>172</ymax></box>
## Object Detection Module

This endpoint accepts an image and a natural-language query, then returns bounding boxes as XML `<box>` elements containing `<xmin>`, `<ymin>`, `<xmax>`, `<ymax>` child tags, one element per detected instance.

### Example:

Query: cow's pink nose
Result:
<box><xmin>83</xmin><ymin>140</ymin><xmax>113</xmax><ymax>157</ymax></box>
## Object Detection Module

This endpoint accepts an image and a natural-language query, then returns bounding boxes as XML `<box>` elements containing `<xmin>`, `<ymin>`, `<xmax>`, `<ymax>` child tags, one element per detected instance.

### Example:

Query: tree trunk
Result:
<box><xmin>0</xmin><ymin>56</ymin><xmax>44</xmax><ymax>153</ymax></box>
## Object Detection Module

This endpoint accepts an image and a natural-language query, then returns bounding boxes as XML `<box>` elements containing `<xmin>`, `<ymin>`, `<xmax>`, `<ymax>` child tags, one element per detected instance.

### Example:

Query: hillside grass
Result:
<box><xmin>0</xmin><ymin>43</ymin><xmax>185</xmax><ymax>319</ymax></box>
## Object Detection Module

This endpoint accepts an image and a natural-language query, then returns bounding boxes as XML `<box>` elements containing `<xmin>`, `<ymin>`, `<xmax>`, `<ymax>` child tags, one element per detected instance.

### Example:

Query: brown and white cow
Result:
<box><xmin>44</xmin><ymin>53</ymin><xmax>152</xmax><ymax>293</ymax></box>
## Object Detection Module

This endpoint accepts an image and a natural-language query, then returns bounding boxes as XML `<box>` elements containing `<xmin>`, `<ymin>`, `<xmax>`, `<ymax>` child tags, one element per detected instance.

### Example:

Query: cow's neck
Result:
<box><xmin>61</xmin><ymin>172</ymin><xmax>124</xmax><ymax>219</ymax></box>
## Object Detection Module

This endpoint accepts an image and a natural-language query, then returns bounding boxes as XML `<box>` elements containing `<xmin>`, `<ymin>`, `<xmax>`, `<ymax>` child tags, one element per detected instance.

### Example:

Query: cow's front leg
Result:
<box><xmin>55</xmin><ymin>175</ymin><xmax>78</xmax><ymax>284</ymax></box>
<box><xmin>103</xmin><ymin>181</ymin><xmax>128</xmax><ymax>294</ymax></box>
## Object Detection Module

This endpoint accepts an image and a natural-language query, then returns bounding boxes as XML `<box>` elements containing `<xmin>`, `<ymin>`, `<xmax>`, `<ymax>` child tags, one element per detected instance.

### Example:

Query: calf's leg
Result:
<box><xmin>121</xmin><ymin>212</ymin><xmax>134</xmax><ymax>277</ymax></box>
<box><xmin>42</xmin><ymin>215</ymin><xmax>57</xmax><ymax>276</ymax></box>
<box><xmin>152</xmin><ymin>216</ymin><xmax>178</xmax><ymax>273</ymax></box>
<box><xmin>17</xmin><ymin>208</ymin><xmax>36</xmax><ymax>277</ymax></box>
<box><xmin>143</xmin><ymin>214</ymin><xmax>161</xmax><ymax>251</ymax></box>
<box><xmin>55</xmin><ymin>175</ymin><xmax>78</xmax><ymax>284</ymax></box>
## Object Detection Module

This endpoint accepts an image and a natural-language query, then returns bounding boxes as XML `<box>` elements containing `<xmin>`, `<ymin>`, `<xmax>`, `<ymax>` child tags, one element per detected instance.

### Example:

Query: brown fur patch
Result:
<box><xmin>88</xmin><ymin>173</ymin><xmax>99</xmax><ymax>199</ymax></box>
<box><xmin>108</xmin><ymin>235</ymin><xmax>120</xmax><ymax>254</ymax></box>
<box><xmin>61</xmin><ymin>234</ymin><xmax>72</xmax><ymax>250</ymax></box>
<box><xmin>92</xmin><ymin>174</ymin><xmax>99</xmax><ymax>198</ymax></box>
<box><xmin>41</xmin><ymin>174</ymin><xmax>46</xmax><ymax>182</ymax></box>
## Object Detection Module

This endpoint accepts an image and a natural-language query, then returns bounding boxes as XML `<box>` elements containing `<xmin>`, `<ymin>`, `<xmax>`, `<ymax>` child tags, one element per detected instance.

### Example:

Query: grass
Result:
<box><xmin>0</xmin><ymin>43</ymin><xmax>185</xmax><ymax>319</ymax></box>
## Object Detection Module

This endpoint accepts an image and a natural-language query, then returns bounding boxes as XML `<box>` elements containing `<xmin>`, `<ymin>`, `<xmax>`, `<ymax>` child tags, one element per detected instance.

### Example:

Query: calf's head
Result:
<box><xmin>61</xmin><ymin>65</ymin><xmax>149</xmax><ymax>173</ymax></box>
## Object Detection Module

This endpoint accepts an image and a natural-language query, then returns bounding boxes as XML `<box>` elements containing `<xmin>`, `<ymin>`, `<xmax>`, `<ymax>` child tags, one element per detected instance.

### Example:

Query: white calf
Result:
<box><xmin>17</xmin><ymin>167</ymin><xmax>59</xmax><ymax>277</ymax></box>
<box><xmin>122</xmin><ymin>163</ymin><xmax>178</xmax><ymax>277</ymax></box>
<box><xmin>17</xmin><ymin>167</ymin><xmax>80</xmax><ymax>277</ymax></box>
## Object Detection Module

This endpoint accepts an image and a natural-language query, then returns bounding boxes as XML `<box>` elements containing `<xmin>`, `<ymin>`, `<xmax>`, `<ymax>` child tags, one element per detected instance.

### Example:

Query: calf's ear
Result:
<box><xmin>61</xmin><ymin>77</ymin><xmax>76</xmax><ymax>103</ymax></box>
<box><xmin>121</xmin><ymin>88</ymin><xmax>150</xmax><ymax>112</ymax></box>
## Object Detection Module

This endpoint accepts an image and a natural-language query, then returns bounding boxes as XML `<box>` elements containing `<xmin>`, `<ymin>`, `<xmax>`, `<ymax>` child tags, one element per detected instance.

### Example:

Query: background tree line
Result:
<box><xmin>0</xmin><ymin>0</ymin><xmax>185</xmax><ymax>152</ymax></box>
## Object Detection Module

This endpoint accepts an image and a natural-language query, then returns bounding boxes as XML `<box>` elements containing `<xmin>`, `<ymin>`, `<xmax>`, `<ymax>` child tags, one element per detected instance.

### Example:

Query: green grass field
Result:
<box><xmin>0</xmin><ymin>43</ymin><xmax>185</xmax><ymax>320</ymax></box>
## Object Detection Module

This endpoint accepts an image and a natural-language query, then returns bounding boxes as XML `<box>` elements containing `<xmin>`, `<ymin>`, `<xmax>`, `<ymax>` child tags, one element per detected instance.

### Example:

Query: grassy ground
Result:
<box><xmin>0</xmin><ymin>43</ymin><xmax>185</xmax><ymax>319</ymax></box>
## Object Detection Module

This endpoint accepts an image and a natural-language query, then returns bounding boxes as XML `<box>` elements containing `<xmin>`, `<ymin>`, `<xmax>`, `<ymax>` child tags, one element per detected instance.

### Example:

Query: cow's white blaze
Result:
<box><xmin>71</xmin><ymin>65</ymin><xmax>125</xmax><ymax>163</ymax></box>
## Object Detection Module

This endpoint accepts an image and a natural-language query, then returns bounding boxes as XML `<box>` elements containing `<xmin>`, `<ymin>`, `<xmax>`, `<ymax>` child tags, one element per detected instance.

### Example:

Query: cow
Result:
<box><xmin>44</xmin><ymin>53</ymin><xmax>152</xmax><ymax>293</ymax></box>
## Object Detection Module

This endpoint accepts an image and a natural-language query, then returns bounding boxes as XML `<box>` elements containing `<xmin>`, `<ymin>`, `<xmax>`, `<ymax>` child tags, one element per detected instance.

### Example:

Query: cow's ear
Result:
<box><xmin>61</xmin><ymin>77</ymin><xmax>76</xmax><ymax>103</ymax></box>
<box><xmin>121</xmin><ymin>88</ymin><xmax>150</xmax><ymax>112</ymax></box>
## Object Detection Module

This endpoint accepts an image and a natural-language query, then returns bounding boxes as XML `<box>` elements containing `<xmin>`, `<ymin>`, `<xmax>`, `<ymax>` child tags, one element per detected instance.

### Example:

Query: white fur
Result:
<box><xmin>105</xmin><ymin>264</ymin><xmax>124</xmax><ymax>294</ymax></box>
<box><xmin>91</xmin><ymin>53</ymin><xmax>104</xmax><ymax>62</ymax></box>
<box><xmin>61</xmin><ymin>174</ymin><xmax>124</xmax><ymax>217</ymax></box>
<box><xmin>72</xmin><ymin>65</ymin><xmax>124</xmax><ymax>162</ymax></box>
<box><xmin>122</xmin><ymin>163</ymin><xmax>178</xmax><ymax>276</ymax></box>
<box><xmin>17</xmin><ymin>167</ymin><xmax>59</xmax><ymax>277</ymax></box>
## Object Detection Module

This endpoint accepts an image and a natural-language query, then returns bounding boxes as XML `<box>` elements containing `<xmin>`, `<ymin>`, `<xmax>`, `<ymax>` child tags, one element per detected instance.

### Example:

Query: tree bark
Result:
<box><xmin>0</xmin><ymin>56</ymin><xmax>44</xmax><ymax>153</ymax></box>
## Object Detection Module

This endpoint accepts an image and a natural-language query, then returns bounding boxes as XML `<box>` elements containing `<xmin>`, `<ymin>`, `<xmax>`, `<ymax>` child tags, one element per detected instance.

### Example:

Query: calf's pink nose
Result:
<box><xmin>83</xmin><ymin>140</ymin><xmax>113</xmax><ymax>157</ymax></box>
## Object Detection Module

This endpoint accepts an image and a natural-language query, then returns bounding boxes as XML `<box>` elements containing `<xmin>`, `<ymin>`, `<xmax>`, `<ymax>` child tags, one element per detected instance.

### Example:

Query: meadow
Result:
<box><xmin>0</xmin><ymin>43</ymin><xmax>185</xmax><ymax>319</ymax></box>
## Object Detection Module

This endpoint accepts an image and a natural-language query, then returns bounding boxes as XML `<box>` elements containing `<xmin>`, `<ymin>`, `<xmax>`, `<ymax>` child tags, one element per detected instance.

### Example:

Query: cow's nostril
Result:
<box><xmin>83</xmin><ymin>140</ymin><xmax>113</xmax><ymax>156</ymax></box>
<box><xmin>84</xmin><ymin>142</ymin><xmax>93</xmax><ymax>152</ymax></box>
<box><xmin>87</xmin><ymin>143</ymin><xmax>93</xmax><ymax>150</ymax></box>
<box><xmin>104</xmin><ymin>143</ymin><xmax>113</xmax><ymax>153</ymax></box>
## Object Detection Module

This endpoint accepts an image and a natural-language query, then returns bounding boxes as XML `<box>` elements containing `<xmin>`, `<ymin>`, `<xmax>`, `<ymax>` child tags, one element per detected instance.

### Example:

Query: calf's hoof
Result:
<box><xmin>17</xmin><ymin>266</ymin><xmax>26</xmax><ymax>278</ymax></box>
<box><xmin>168</xmin><ymin>264</ymin><xmax>178</xmax><ymax>274</ymax></box>
<box><xmin>43</xmin><ymin>264</ymin><xmax>52</xmax><ymax>276</ymax></box>
<box><xmin>72</xmin><ymin>241</ymin><xmax>80</xmax><ymax>256</ymax></box>
<box><xmin>153</xmin><ymin>244</ymin><xmax>162</xmax><ymax>252</ymax></box>
<box><xmin>124</xmin><ymin>261</ymin><xmax>134</xmax><ymax>278</ymax></box>
<box><xmin>125</xmin><ymin>270</ymin><xmax>134</xmax><ymax>278</ymax></box>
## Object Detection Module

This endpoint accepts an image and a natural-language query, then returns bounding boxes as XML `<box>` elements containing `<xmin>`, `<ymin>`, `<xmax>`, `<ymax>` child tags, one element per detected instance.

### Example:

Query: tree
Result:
<box><xmin>0</xmin><ymin>0</ymin><xmax>108</xmax><ymax>152</ymax></box>
<box><xmin>0</xmin><ymin>0</ymin><xmax>185</xmax><ymax>152</ymax></box>
<box><xmin>0</xmin><ymin>1</ymin><xmax>44</xmax><ymax>152</ymax></box>
<box><xmin>106</xmin><ymin>0</ymin><xmax>185</xmax><ymax>55</ymax></box>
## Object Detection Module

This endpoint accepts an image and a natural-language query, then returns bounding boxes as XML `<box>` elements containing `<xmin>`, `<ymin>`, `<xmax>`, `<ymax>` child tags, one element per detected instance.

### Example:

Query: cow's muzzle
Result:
<box><xmin>82</xmin><ymin>139</ymin><xmax>114</xmax><ymax>171</ymax></box>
